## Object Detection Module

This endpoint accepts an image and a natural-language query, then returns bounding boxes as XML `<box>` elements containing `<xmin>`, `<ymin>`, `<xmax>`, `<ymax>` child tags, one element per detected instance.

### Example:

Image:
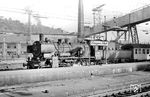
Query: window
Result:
<box><xmin>14</xmin><ymin>46</ymin><xmax>16</xmax><ymax>48</ymax></box>
<box><xmin>98</xmin><ymin>46</ymin><xmax>103</xmax><ymax>50</ymax></box>
<box><xmin>115</xmin><ymin>48</ymin><xmax>118</xmax><ymax>50</ymax></box>
<box><xmin>135</xmin><ymin>49</ymin><xmax>137</xmax><ymax>54</ymax></box>
<box><xmin>139</xmin><ymin>49</ymin><xmax>141</xmax><ymax>54</ymax></box>
<box><xmin>147</xmin><ymin>49</ymin><xmax>149</xmax><ymax>54</ymax></box>
<box><xmin>143</xmin><ymin>49</ymin><xmax>145</xmax><ymax>54</ymax></box>
<box><xmin>7</xmin><ymin>45</ymin><xmax>10</xmax><ymax>48</ymax></box>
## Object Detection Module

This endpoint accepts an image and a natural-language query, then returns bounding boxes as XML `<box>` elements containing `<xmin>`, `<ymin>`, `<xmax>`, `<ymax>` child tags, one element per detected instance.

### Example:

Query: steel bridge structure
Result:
<box><xmin>86</xmin><ymin>4</ymin><xmax>150</xmax><ymax>44</ymax></box>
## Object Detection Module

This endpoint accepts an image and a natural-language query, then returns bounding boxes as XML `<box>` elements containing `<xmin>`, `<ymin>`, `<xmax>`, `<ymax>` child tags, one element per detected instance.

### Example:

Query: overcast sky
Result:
<box><xmin>0</xmin><ymin>0</ymin><xmax>150</xmax><ymax>42</ymax></box>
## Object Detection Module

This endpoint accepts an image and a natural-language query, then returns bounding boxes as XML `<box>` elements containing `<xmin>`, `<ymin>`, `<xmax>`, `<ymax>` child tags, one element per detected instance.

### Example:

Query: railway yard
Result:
<box><xmin>1</xmin><ymin>0</ymin><xmax>150</xmax><ymax>97</ymax></box>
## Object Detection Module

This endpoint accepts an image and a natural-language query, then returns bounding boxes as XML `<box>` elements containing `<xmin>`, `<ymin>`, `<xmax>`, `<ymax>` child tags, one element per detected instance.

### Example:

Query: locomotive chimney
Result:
<box><xmin>39</xmin><ymin>33</ymin><xmax>44</xmax><ymax>42</ymax></box>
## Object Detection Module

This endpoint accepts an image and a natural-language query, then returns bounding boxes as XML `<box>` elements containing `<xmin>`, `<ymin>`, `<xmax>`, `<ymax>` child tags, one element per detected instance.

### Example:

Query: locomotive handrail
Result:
<box><xmin>62</xmin><ymin>43</ymin><xmax>64</xmax><ymax>52</ymax></box>
<box><xmin>67</xmin><ymin>43</ymin><xmax>71</xmax><ymax>51</ymax></box>
<box><xmin>52</xmin><ymin>42</ymin><xmax>59</xmax><ymax>53</ymax></box>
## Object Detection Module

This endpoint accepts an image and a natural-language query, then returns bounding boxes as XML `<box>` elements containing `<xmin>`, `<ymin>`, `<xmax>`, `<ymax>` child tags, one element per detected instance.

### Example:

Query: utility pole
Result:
<box><xmin>104</xmin><ymin>16</ymin><xmax>107</xmax><ymax>41</ymax></box>
<box><xmin>2</xmin><ymin>31</ymin><xmax>6</xmax><ymax>60</ymax></box>
<box><xmin>25</xmin><ymin>8</ymin><xmax>32</xmax><ymax>45</ymax></box>
<box><xmin>92</xmin><ymin>4</ymin><xmax>105</xmax><ymax>26</ymax></box>
<box><xmin>103</xmin><ymin>16</ymin><xmax>108</xmax><ymax>64</ymax></box>
<box><xmin>33</xmin><ymin>14</ymin><xmax>48</xmax><ymax>34</ymax></box>
<box><xmin>25</xmin><ymin>8</ymin><xmax>47</xmax><ymax>44</ymax></box>
<box><xmin>93</xmin><ymin>12</ymin><xmax>96</xmax><ymax>27</ymax></box>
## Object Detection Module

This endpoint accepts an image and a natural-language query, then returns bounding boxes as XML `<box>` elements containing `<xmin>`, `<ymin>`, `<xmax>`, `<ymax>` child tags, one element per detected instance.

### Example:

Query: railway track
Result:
<box><xmin>88</xmin><ymin>82</ymin><xmax>150</xmax><ymax>97</ymax></box>
<box><xmin>80</xmin><ymin>74</ymin><xmax>150</xmax><ymax>97</ymax></box>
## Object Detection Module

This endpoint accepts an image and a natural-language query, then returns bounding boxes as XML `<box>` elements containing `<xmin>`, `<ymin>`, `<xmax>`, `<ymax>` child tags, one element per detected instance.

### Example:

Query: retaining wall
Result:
<box><xmin>0</xmin><ymin>62</ymin><xmax>149</xmax><ymax>87</ymax></box>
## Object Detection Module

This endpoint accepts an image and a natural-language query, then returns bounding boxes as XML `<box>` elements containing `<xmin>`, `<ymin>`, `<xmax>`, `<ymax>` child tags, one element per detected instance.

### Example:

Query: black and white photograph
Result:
<box><xmin>0</xmin><ymin>0</ymin><xmax>150</xmax><ymax>97</ymax></box>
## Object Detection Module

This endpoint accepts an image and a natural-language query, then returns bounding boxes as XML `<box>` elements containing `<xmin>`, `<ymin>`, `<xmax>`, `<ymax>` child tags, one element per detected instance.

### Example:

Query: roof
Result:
<box><xmin>121</xmin><ymin>44</ymin><xmax>150</xmax><ymax>50</ymax></box>
<box><xmin>0</xmin><ymin>33</ymin><xmax>77</xmax><ymax>43</ymax></box>
<box><xmin>0</xmin><ymin>34</ymin><xmax>27</xmax><ymax>43</ymax></box>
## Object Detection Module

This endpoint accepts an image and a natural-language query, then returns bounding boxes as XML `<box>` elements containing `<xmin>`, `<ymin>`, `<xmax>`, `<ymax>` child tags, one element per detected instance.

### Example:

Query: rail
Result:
<box><xmin>85</xmin><ymin>76</ymin><xmax>150</xmax><ymax>97</ymax></box>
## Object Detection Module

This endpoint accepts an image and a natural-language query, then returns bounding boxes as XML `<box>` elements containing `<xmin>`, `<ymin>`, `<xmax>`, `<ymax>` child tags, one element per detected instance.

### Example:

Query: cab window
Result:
<box><xmin>147</xmin><ymin>49</ymin><xmax>149</xmax><ymax>54</ymax></box>
<box><xmin>143</xmin><ymin>49</ymin><xmax>145</xmax><ymax>54</ymax></box>
<box><xmin>139</xmin><ymin>49</ymin><xmax>141</xmax><ymax>54</ymax></box>
<box><xmin>135</xmin><ymin>49</ymin><xmax>138</xmax><ymax>54</ymax></box>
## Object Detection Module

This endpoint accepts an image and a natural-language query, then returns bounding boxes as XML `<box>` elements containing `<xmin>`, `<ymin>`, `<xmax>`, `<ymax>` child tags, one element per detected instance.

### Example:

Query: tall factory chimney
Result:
<box><xmin>78</xmin><ymin>0</ymin><xmax>84</xmax><ymax>39</ymax></box>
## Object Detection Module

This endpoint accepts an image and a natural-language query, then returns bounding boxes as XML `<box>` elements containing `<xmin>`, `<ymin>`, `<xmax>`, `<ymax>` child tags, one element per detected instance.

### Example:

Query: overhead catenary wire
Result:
<box><xmin>0</xmin><ymin>7</ymin><xmax>92</xmax><ymax>23</ymax></box>
<box><xmin>0</xmin><ymin>9</ymin><xmax>25</xmax><ymax>14</ymax></box>
<box><xmin>0</xmin><ymin>7</ymin><xmax>92</xmax><ymax>37</ymax></box>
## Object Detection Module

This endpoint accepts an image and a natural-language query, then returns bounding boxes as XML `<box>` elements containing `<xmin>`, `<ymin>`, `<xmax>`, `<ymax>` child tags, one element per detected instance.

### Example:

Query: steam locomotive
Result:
<box><xmin>23</xmin><ymin>34</ymin><xmax>92</xmax><ymax>69</ymax></box>
<box><xmin>23</xmin><ymin>34</ymin><xmax>150</xmax><ymax>69</ymax></box>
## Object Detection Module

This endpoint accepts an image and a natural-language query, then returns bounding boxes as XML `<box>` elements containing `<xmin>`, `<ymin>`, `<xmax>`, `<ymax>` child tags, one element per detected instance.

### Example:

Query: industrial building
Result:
<box><xmin>0</xmin><ymin>33</ymin><xmax>77</xmax><ymax>60</ymax></box>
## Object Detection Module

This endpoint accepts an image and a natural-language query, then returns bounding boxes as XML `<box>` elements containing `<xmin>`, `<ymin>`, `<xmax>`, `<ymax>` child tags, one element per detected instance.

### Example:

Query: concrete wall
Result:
<box><xmin>0</xmin><ymin>62</ymin><xmax>149</xmax><ymax>87</ymax></box>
